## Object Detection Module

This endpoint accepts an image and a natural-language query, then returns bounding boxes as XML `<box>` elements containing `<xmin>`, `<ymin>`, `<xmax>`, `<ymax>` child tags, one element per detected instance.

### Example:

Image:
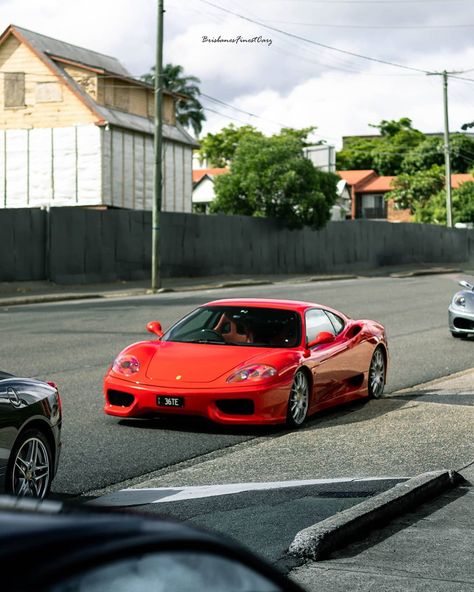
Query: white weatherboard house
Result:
<box><xmin>0</xmin><ymin>24</ymin><xmax>198</xmax><ymax>210</ymax></box>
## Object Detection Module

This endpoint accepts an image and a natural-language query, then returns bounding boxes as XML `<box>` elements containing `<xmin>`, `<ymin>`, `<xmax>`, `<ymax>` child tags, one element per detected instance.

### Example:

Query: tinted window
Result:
<box><xmin>163</xmin><ymin>306</ymin><xmax>301</xmax><ymax>348</ymax></box>
<box><xmin>325</xmin><ymin>311</ymin><xmax>345</xmax><ymax>335</ymax></box>
<box><xmin>305</xmin><ymin>309</ymin><xmax>335</xmax><ymax>343</ymax></box>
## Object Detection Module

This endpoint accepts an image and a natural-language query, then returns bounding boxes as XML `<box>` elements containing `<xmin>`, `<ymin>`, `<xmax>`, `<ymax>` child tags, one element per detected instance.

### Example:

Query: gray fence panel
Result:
<box><xmin>1</xmin><ymin>208</ymin><xmax>474</xmax><ymax>283</ymax></box>
<box><xmin>0</xmin><ymin>208</ymin><xmax>46</xmax><ymax>281</ymax></box>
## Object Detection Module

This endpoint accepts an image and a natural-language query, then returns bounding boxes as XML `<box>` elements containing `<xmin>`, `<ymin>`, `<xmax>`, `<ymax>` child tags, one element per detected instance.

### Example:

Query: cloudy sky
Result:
<box><xmin>2</xmin><ymin>0</ymin><xmax>474</xmax><ymax>147</ymax></box>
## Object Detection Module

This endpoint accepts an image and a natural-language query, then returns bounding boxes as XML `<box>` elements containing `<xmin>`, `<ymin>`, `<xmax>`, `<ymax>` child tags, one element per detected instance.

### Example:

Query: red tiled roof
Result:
<box><xmin>357</xmin><ymin>176</ymin><xmax>396</xmax><ymax>193</ymax></box>
<box><xmin>192</xmin><ymin>168</ymin><xmax>229</xmax><ymax>183</ymax></box>
<box><xmin>452</xmin><ymin>173</ymin><xmax>474</xmax><ymax>188</ymax></box>
<box><xmin>337</xmin><ymin>170</ymin><xmax>376</xmax><ymax>187</ymax></box>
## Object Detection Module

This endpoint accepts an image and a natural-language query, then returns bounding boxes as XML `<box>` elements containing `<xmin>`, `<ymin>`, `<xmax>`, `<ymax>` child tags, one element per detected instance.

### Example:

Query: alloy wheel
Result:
<box><xmin>287</xmin><ymin>370</ymin><xmax>309</xmax><ymax>427</ymax></box>
<box><xmin>12</xmin><ymin>435</ymin><xmax>51</xmax><ymax>498</ymax></box>
<box><xmin>368</xmin><ymin>348</ymin><xmax>385</xmax><ymax>399</ymax></box>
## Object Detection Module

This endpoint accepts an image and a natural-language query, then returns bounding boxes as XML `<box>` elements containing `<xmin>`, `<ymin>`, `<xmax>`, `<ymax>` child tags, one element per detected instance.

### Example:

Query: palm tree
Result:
<box><xmin>141</xmin><ymin>63</ymin><xmax>206</xmax><ymax>137</ymax></box>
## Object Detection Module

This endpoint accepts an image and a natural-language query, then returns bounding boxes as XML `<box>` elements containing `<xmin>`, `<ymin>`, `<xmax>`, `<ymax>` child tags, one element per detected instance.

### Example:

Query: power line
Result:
<box><xmin>201</xmin><ymin>93</ymin><xmax>290</xmax><ymax>127</ymax></box>
<box><xmin>198</xmin><ymin>0</ymin><xmax>430</xmax><ymax>74</ymax></box>
<box><xmin>261</xmin><ymin>21</ymin><xmax>474</xmax><ymax>30</ymax></box>
<box><xmin>260</xmin><ymin>0</ymin><xmax>472</xmax><ymax>3</ymax></box>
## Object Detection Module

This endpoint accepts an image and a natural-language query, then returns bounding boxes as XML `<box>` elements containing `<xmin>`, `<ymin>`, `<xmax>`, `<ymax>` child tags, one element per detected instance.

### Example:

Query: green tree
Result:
<box><xmin>402</xmin><ymin>134</ymin><xmax>474</xmax><ymax>174</ymax></box>
<box><xmin>141</xmin><ymin>63</ymin><xmax>205</xmax><ymax>137</ymax></box>
<box><xmin>336</xmin><ymin>118</ymin><xmax>424</xmax><ymax>175</ymax></box>
<box><xmin>198</xmin><ymin>125</ymin><xmax>319</xmax><ymax>168</ymax></box>
<box><xmin>198</xmin><ymin>124</ymin><xmax>263</xmax><ymax>168</ymax></box>
<box><xmin>386</xmin><ymin>165</ymin><xmax>445</xmax><ymax>216</ymax></box>
<box><xmin>418</xmin><ymin>181</ymin><xmax>474</xmax><ymax>225</ymax></box>
<box><xmin>210</xmin><ymin>130</ymin><xmax>338</xmax><ymax>230</ymax></box>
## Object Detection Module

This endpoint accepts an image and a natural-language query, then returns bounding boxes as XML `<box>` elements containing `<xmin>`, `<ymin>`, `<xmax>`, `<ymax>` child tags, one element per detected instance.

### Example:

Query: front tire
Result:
<box><xmin>368</xmin><ymin>347</ymin><xmax>386</xmax><ymax>399</ymax></box>
<box><xmin>6</xmin><ymin>429</ymin><xmax>53</xmax><ymax>499</ymax></box>
<box><xmin>451</xmin><ymin>331</ymin><xmax>462</xmax><ymax>338</ymax></box>
<box><xmin>286</xmin><ymin>370</ymin><xmax>310</xmax><ymax>428</ymax></box>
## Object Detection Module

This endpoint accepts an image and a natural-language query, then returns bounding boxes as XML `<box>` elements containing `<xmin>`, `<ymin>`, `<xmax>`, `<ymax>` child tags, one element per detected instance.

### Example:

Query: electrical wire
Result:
<box><xmin>197</xmin><ymin>0</ymin><xmax>431</xmax><ymax>74</ymax></box>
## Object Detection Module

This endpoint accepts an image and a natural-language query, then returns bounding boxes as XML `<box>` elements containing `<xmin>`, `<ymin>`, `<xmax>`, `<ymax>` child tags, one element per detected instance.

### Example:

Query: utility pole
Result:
<box><xmin>442</xmin><ymin>71</ymin><xmax>453</xmax><ymax>228</ymax></box>
<box><xmin>427</xmin><ymin>69</ymin><xmax>464</xmax><ymax>228</ymax></box>
<box><xmin>151</xmin><ymin>0</ymin><xmax>164</xmax><ymax>291</ymax></box>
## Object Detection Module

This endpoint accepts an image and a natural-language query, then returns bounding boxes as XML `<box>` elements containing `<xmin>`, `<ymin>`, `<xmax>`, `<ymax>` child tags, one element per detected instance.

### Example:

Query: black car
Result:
<box><xmin>0</xmin><ymin>496</ymin><xmax>305</xmax><ymax>592</ymax></box>
<box><xmin>0</xmin><ymin>370</ymin><xmax>62</xmax><ymax>498</ymax></box>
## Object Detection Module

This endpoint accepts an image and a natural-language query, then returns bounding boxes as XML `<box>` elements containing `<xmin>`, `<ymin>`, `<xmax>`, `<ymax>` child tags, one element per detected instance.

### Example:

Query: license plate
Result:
<box><xmin>157</xmin><ymin>396</ymin><xmax>184</xmax><ymax>408</ymax></box>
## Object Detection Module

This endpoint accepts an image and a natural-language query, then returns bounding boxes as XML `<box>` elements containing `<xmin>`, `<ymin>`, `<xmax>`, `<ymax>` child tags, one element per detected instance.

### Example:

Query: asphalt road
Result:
<box><xmin>1</xmin><ymin>272</ymin><xmax>473</xmax><ymax>496</ymax></box>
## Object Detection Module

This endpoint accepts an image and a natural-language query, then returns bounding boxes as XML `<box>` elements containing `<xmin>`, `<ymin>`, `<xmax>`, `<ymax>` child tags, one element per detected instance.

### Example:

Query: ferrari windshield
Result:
<box><xmin>162</xmin><ymin>306</ymin><xmax>301</xmax><ymax>347</ymax></box>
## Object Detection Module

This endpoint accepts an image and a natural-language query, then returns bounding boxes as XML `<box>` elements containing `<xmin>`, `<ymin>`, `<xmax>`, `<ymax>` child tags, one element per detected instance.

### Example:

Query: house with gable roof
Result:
<box><xmin>0</xmin><ymin>24</ymin><xmax>198</xmax><ymax>210</ymax></box>
<box><xmin>337</xmin><ymin>169</ymin><xmax>412</xmax><ymax>221</ymax></box>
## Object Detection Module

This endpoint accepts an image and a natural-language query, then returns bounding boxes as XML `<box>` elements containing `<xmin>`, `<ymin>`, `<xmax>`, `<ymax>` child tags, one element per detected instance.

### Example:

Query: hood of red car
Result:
<box><xmin>145</xmin><ymin>341</ymin><xmax>270</xmax><ymax>384</ymax></box>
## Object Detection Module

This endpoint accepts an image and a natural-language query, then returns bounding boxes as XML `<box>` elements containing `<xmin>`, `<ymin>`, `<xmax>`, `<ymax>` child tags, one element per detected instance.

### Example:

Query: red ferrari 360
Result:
<box><xmin>103</xmin><ymin>299</ymin><xmax>388</xmax><ymax>428</ymax></box>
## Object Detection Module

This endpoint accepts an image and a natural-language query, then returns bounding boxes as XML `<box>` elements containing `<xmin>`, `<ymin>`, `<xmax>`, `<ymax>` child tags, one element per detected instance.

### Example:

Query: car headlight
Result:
<box><xmin>112</xmin><ymin>354</ymin><xmax>140</xmax><ymax>376</ymax></box>
<box><xmin>454</xmin><ymin>295</ymin><xmax>466</xmax><ymax>308</ymax></box>
<box><xmin>227</xmin><ymin>364</ymin><xmax>277</xmax><ymax>383</ymax></box>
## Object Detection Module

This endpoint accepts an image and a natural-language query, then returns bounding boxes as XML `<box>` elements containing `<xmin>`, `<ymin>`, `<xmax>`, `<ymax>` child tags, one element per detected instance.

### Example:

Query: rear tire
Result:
<box><xmin>368</xmin><ymin>347</ymin><xmax>386</xmax><ymax>399</ymax></box>
<box><xmin>6</xmin><ymin>429</ymin><xmax>52</xmax><ymax>499</ymax></box>
<box><xmin>286</xmin><ymin>370</ymin><xmax>310</xmax><ymax>428</ymax></box>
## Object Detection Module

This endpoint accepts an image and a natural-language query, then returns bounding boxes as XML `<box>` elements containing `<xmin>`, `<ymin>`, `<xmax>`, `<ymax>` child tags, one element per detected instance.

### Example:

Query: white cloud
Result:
<box><xmin>1</xmin><ymin>0</ymin><xmax>474</xmax><ymax>146</ymax></box>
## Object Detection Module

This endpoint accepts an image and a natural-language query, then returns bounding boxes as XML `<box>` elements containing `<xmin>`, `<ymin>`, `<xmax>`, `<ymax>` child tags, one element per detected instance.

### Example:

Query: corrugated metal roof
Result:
<box><xmin>13</xmin><ymin>25</ymin><xmax>131</xmax><ymax>77</ymax></box>
<box><xmin>97</xmin><ymin>105</ymin><xmax>199</xmax><ymax>146</ymax></box>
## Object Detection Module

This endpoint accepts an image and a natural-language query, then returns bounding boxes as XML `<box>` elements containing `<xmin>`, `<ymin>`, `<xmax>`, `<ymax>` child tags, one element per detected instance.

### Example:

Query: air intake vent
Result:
<box><xmin>216</xmin><ymin>399</ymin><xmax>255</xmax><ymax>415</ymax></box>
<box><xmin>108</xmin><ymin>390</ymin><xmax>134</xmax><ymax>407</ymax></box>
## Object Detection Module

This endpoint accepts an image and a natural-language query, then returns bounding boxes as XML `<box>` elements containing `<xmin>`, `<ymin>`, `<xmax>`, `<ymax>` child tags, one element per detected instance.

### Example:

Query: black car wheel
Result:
<box><xmin>7</xmin><ymin>429</ymin><xmax>52</xmax><ymax>499</ymax></box>
<box><xmin>451</xmin><ymin>331</ymin><xmax>462</xmax><ymax>338</ymax></box>
<box><xmin>368</xmin><ymin>347</ymin><xmax>386</xmax><ymax>399</ymax></box>
<box><xmin>286</xmin><ymin>370</ymin><xmax>310</xmax><ymax>428</ymax></box>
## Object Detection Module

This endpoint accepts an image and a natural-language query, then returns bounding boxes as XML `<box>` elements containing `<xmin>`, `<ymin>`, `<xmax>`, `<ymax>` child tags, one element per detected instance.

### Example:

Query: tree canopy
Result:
<box><xmin>209</xmin><ymin>129</ymin><xmax>338</xmax><ymax>230</ymax></box>
<box><xmin>387</xmin><ymin>165</ymin><xmax>474</xmax><ymax>225</ymax></box>
<box><xmin>141</xmin><ymin>63</ymin><xmax>205</xmax><ymax>137</ymax></box>
<box><xmin>198</xmin><ymin>124</ymin><xmax>318</xmax><ymax>168</ymax></box>
<box><xmin>336</xmin><ymin>118</ymin><xmax>425</xmax><ymax>175</ymax></box>
<box><xmin>336</xmin><ymin>117</ymin><xmax>474</xmax><ymax>177</ymax></box>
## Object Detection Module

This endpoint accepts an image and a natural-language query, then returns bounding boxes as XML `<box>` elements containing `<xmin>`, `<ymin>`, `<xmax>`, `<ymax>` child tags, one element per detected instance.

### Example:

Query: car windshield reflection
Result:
<box><xmin>50</xmin><ymin>550</ymin><xmax>283</xmax><ymax>592</ymax></box>
<box><xmin>162</xmin><ymin>306</ymin><xmax>301</xmax><ymax>348</ymax></box>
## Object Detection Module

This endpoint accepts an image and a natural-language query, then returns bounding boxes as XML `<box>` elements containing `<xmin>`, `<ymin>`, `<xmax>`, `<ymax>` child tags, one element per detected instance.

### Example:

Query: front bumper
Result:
<box><xmin>448</xmin><ymin>305</ymin><xmax>474</xmax><ymax>335</ymax></box>
<box><xmin>103</xmin><ymin>374</ymin><xmax>292</xmax><ymax>425</ymax></box>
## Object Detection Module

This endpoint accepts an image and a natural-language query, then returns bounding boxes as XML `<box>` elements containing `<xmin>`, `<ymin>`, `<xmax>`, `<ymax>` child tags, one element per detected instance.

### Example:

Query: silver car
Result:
<box><xmin>449</xmin><ymin>280</ymin><xmax>474</xmax><ymax>338</ymax></box>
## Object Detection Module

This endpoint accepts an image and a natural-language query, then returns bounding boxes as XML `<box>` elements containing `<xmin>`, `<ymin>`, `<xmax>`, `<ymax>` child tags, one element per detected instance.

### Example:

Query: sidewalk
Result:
<box><xmin>289</xmin><ymin>369</ymin><xmax>474</xmax><ymax>592</ymax></box>
<box><xmin>0</xmin><ymin>263</ymin><xmax>469</xmax><ymax>307</ymax></box>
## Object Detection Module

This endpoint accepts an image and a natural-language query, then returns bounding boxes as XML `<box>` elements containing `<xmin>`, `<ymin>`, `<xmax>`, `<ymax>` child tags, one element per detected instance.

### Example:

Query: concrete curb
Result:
<box><xmin>390</xmin><ymin>267</ymin><xmax>460</xmax><ymax>278</ymax></box>
<box><xmin>0</xmin><ymin>267</ymin><xmax>461</xmax><ymax>306</ymax></box>
<box><xmin>0</xmin><ymin>276</ymin><xmax>353</xmax><ymax>306</ymax></box>
<box><xmin>289</xmin><ymin>469</ymin><xmax>463</xmax><ymax>561</ymax></box>
<box><xmin>0</xmin><ymin>293</ymin><xmax>103</xmax><ymax>306</ymax></box>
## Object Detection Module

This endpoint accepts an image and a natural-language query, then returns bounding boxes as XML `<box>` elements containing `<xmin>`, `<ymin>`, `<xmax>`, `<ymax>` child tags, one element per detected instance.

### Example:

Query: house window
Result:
<box><xmin>360</xmin><ymin>194</ymin><xmax>387</xmax><ymax>219</ymax></box>
<box><xmin>4</xmin><ymin>72</ymin><xmax>25</xmax><ymax>108</ymax></box>
<box><xmin>36</xmin><ymin>82</ymin><xmax>62</xmax><ymax>103</ymax></box>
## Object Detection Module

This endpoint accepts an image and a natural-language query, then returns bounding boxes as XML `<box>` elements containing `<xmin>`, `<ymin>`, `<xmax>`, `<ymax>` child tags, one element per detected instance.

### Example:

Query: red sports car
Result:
<box><xmin>104</xmin><ymin>299</ymin><xmax>388</xmax><ymax>428</ymax></box>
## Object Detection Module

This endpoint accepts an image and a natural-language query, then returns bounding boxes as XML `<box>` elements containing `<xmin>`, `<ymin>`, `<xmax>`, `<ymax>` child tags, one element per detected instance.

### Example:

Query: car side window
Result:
<box><xmin>305</xmin><ymin>309</ymin><xmax>335</xmax><ymax>343</ymax></box>
<box><xmin>325</xmin><ymin>311</ymin><xmax>345</xmax><ymax>335</ymax></box>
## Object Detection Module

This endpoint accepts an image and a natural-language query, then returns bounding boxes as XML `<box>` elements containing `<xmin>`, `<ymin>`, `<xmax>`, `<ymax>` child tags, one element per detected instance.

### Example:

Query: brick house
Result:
<box><xmin>337</xmin><ymin>170</ymin><xmax>411</xmax><ymax>221</ymax></box>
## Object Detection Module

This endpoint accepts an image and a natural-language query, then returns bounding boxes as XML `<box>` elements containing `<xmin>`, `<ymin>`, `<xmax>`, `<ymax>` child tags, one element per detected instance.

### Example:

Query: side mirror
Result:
<box><xmin>307</xmin><ymin>331</ymin><xmax>335</xmax><ymax>348</ymax></box>
<box><xmin>146</xmin><ymin>321</ymin><xmax>163</xmax><ymax>338</ymax></box>
<box><xmin>459</xmin><ymin>280</ymin><xmax>474</xmax><ymax>291</ymax></box>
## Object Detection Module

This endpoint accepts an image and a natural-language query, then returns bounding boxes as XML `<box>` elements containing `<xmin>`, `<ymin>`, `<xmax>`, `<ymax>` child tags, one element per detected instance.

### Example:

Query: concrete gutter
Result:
<box><xmin>289</xmin><ymin>469</ymin><xmax>464</xmax><ymax>561</ymax></box>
